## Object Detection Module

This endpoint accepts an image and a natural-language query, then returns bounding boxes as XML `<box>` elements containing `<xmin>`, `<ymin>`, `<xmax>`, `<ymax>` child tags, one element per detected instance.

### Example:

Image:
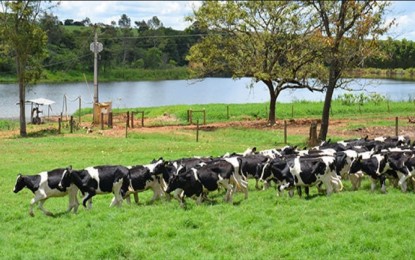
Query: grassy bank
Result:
<box><xmin>1</xmin><ymin>128</ymin><xmax>415</xmax><ymax>258</ymax></box>
<box><xmin>0</xmin><ymin>67</ymin><xmax>190</xmax><ymax>84</ymax></box>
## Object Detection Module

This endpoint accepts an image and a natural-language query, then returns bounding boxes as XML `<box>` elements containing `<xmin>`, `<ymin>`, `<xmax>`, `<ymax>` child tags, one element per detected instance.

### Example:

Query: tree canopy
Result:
<box><xmin>186</xmin><ymin>1</ymin><xmax>325</xmax><ymax>124</ymax></box>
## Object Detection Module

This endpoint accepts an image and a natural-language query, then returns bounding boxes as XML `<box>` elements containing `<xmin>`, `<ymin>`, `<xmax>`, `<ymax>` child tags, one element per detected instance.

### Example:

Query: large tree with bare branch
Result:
<box><xmin>307</xmin><ymin>0</ymin><xmax>393</xmax><ymax>140</ymax></box>
<box><xmin>186</xmin><ymin>1</ymin><xmax>325</xmax><ymax>125</ymax></box>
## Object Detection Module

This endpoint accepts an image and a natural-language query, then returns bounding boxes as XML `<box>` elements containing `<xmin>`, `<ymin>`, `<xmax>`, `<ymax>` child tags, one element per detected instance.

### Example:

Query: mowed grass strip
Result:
<box><xmin>1</xmin><ymin>128</ymin><xmax>415</xmax><ymax>259</ymax></box>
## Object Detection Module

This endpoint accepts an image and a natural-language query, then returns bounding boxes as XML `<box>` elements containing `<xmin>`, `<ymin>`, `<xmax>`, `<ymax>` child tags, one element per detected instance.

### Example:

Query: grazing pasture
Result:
<box><xmin>2</xmin><ymin>126</ymin><xmax>415</xmax><ymax>259</ymax></box>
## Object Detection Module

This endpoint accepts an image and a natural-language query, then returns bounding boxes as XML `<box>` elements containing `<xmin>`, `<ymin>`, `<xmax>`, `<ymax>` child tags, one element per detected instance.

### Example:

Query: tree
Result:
<box><xmin>186</xmin><ymin>1</ymin><xmax>324</xmax><ymax>124</ymax></box>
<box><xmin>307</xmin><ymin>0</ymin><xmax>393</xmax><ymax>141</ymax></box>
<box><xmin>1</xmin><ymin>1</ymin><xmax>48</xmax><ymax>136</ymax></box>
<box><xmin>118</xmin><ymin>14</ymin><xmax>133</xmax><ymax>65</ymax></box>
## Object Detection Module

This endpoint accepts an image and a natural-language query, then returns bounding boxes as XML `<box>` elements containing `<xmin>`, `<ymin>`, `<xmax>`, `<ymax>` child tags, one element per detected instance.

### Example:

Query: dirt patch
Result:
<box><xmin>3</xmin><ymin>117</ymin><xmax>415</xmax><ymax>142</ymax></box>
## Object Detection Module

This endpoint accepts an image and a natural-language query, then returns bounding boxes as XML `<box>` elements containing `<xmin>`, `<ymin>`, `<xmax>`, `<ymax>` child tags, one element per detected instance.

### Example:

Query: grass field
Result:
<box><xmin>1</xmin><ymin>119</ymin><xmax>415</xmax><ymax>259</ymax></box>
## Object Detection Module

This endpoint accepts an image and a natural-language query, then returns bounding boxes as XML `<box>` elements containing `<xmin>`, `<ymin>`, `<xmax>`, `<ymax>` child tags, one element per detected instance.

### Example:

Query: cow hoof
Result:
<box><xmin>45</xmin><ymin>212</ymin><xmax>54</xmax><ymax>217</ymax></box>
<box><xmin>29</xmin><ymin>212</ymin><xmax>35</xmax><ymax>217</ymax></box>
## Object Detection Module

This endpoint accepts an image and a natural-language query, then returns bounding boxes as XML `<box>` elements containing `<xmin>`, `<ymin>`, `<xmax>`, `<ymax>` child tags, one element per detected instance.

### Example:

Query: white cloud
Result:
<box><xmin>52</xmin><ymin>1</ymin><xmax>202</xmax><ymax>30</ymax></box>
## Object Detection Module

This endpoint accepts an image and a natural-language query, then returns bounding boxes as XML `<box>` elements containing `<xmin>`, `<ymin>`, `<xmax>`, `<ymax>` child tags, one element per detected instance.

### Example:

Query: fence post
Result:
<box><xmin>78</xmin><ymin>96</ymin><xmax>82</xmax><ymax>124</ymax></box>
<box><xmin>227</xmin><ymin>105</ymin><xmax>229</xmax><ymax>119</ymax></box>
<box><xmin>58</xmin><ymin>118</ymin><xmax>61</xmax><ymax>134</ymax></box>
<box><xmin>125</xmin><ymin>119</ymin><xmax>128</xmax><ymax>138</ymax></box>
<box><xmin>108</xmin><ymin>112</ymin><xmax>113</xmax><ymax>128</ymax></box>
<box><xmin>189</xmin><ymin>110</ymin><xmax>193</xmax><ymax>125</ymax></box>
<box><xmin>395</xmin><ymin>117</ymin><xmax>399</xmax><ymax>136</ymax></box>
<box><xmin>291</xmin><ymin>105</ymin><xmax>294</xmax><ymax>118</ymax></box>
<box><xmin>126</xmin><ymin>111</ymin><xmax>130</xmax><ymax>128</ymax></box>
<box><xmin>101</xmin><ymin>113</ymin><xmax>104</xmax><ymax>130</ymax></box>
<box><xmin>196</xmin><ymin>119</ymin><xmax>199</xmax><ymax>142</ymax></box>
<box><xmin>131</xmin><ymin>111</ymin><xmax>134</xmax><ymax>129</ymax></box>
<box><xmin>284</xmin><ymin>120</ymin><xmax>287</xmax><ymax>144</ymax></box>
<box><xmin>308</xmin><ymin>121</ymin><xmax>318</xmax><ymax>147</ymax></box>
<box><xmin>139</xmin><ymin>111</ymin><xmax>144</xmax><ymax>127</ymax></box>
<box><xmin>70</xmin><ymin>116</ymin><xmax>73</xmax><ymax>133</ymax></box>
<box><xmin>203</xmin><ymin>109</ymin><xmax>206</xmax><ymax>125</ymax></box>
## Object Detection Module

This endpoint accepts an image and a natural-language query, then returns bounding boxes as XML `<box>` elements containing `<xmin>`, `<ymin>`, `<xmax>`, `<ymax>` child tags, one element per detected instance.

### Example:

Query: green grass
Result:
<box><xmin>2</xmin><ymin>127</ymin><xmax>415</xmax><ymax>259</ymax></box>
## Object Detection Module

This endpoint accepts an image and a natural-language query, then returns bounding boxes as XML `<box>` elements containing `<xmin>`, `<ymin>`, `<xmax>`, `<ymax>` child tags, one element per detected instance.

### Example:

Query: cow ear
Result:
<box><xmin>67</xmin><ymin>165</ymin><xmax>72</xmax><ymax>172</ymax></box>
<box><xmin>252</xmin><ymin>147</ymin><xmax>257</xmax><ymax>152</ymax></box>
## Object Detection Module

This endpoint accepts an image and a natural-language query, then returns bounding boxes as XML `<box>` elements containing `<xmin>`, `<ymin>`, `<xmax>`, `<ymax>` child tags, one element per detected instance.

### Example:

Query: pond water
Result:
<box><xmin>1</xmin><ymin>77</ymin><xmax>415</xmax><ymax>119</ymax></box>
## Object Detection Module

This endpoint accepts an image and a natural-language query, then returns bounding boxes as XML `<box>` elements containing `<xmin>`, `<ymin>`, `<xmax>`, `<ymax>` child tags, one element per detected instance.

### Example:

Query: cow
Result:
<box><xmin>13</xmin><ymin>167</ymin><xmax>79</xmax><ymax>217</ymax></box>
<box><xmin>257</xmin><ymin>158</ymin><xmax>295</xmax><ymax>196</ymax></box>
<box><xmin>285</xmin><ymin>156</ymin><xmax>343</xmax><ymax>197</ymax></box>
<box><xmin>237</xmin><ymin>154</ymin><xmax>269</xmax><ymax>190</ymax></box>
<box><xmin>348</xmin><ymin>154</ymin><xmax>395</xmax><ymax>193</ymax></box>
<box><xmin>123</xmin><ymin>162</ymin><xmax>166</xmax><ymax>205</ymax></box>
<box><xmin>59</xmin><ymin>165</ymin><xmax>129</xmax><ymax>208</ymax></box>
<box><xmin>165</xmin><ymin>160</ymin><xmax>235</xmax><ymax>207</ymax></box>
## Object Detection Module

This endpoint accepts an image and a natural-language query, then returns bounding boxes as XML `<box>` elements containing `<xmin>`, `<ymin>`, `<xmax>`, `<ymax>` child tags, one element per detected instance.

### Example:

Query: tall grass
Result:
<box><xmin>1</xmin><ymin>131</ymin><xmax>415</xmax><ymax>259</ymax></box>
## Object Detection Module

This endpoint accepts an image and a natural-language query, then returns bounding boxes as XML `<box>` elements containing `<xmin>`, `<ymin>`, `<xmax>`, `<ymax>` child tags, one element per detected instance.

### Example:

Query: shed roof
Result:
<box><xmin>26</xmin><ymin>98</ymin><xmax>55</xmax><ymax>106</ymax></box>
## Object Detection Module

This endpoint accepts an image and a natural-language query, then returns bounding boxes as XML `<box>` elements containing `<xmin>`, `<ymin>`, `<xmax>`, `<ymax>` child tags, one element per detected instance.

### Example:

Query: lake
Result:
<box><xmin>1</xmin><ymin>77</ymin><xmax>415</xmax><ymax>119</ymax></box>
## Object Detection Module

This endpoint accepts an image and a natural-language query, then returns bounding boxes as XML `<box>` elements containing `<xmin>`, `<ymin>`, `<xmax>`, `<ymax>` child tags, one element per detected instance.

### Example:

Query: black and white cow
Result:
<box><xmin>123</xmin><ymin>160</ymin><xmax>167</xmax><ymax>204</ymax></box>
<box><xmin>165</xmin><ymin>160</ymin><xmax>235</xmax><ymax>207</ymax></box>
<box><xmin>257</xmin><ymin>157</ymin><xmax>295</xmax><ymax>196</ymax></box>
<box><xmin>59</xmin><ymin>165</ymin><xmax>129</xmax><ymax>208</ymax></box>
<box><xmin>13</xmin><ymin>167</ymin><xmax>79</xmax><ymax>216</ymax></box>
<box><xmin>349</xmin><ymin>154</ymin><xmax>393</xmax><ymax>193</ymax></box>
<box><xmin>285</xmin><ymin>156</ymin><xmax>343</xmax><ymax>197</ymax></box>
<box><xmin>237</xmin><ymin>154</ymin><xmax>269</xmax><ymax>190</ymax></box>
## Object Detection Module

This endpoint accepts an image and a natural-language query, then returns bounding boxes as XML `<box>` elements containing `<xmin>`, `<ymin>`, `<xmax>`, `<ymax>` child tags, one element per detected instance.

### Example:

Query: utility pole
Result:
<box><xmin>90</xmin><ymin>26</ymin><xmax>103</xmax><ymax>123</ymax></box>
<box><xmin>90</xmin><ymin>27</ymin><xmax>103</xmax><ymax>104</ymax></box>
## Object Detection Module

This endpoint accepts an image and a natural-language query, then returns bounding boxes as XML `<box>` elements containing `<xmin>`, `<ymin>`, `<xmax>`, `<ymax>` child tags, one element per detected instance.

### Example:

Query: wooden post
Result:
<box><xmin>58</xmin><ymin>118</ymin><xmax>61</xmax><ymax>134</ymax></box>
<box><xmin>108</xmin><ymin>112</ymin><xmax>113</xmax><ymax>128</ymax></box>
<box><xmin>291</xmin><ymin>105</ymin><xmax>294</xmax><ymax>118</ymax></box>
<box><xmin>187</xmin><ymin>109</ymin><xmax>190</xmax><ymax>123</ymax></box>
<box><xmin>284</xmin><ymin>120</ymin><xmax>287</xmax><ymax>144</ymax></box>
<box><xmin>70</xmin><ymin>116</ymin><xmax>73</xmax><ymax>133</ymax></box>
<box><xmin>126</xmin><ymin>111</ymin><xmax>130</xmax><ymax>128</ymax></box>
<box><xmin>78</xmin><ymin>96</ymin><xmax>82</xmax><ymax>124</ymax></box>
<box><xmin>395</xmin><ymin>117</ymin><xmax>399</xmax><ymax>136</ymax></box>
<box><xmin>196</xmin><ymin>119</ymin><xmax>199</xmax><ymax>142</ymax></box>
<box><xmin>308</xmin><ymin>121</ymin><xmax>318</xmax><ymax>147</ymax></box>
<box><xmin>101</xmin><ymin>113</ymin><xmax>104</xmax><ymax>130</ymax></box>
<box><xmin>125</xmin><ymin>119</ymin><xmax>128</xmax><ymax>138</ymax></box>
<box><xmin>189</xmin><ymin>110</ymin><xmax>193</xmax><ymax>125</ymax></box>
<box><xmin>203</xmin><ymin>109</ymin><xmax>206</xmax><ymax>125</ymax></box>
<box><xmin>131</xmin><ymin>111</ymin><xmax>134</xmax><ymax>128</ymax></box>
<box><xmin>227</xmin><ymin>105</ymin><xmax>229</xmax><ymax>119</ymax></box>
<box><xmin>141</xmin><ymin>111</ymin><xmax>144</xmax><ymax>127</ymax></box>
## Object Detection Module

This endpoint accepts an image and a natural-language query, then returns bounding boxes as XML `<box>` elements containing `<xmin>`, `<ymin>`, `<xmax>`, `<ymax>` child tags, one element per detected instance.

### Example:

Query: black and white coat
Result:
<box><xmin>13</xmin><ymin>167</ymin><xmax>79</xmax><ymax>216</ymax></box>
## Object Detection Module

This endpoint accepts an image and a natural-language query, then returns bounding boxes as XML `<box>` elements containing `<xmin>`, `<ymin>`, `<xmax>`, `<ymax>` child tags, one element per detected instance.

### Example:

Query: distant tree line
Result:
<box><xmin>1</xmin><ymin>12</ymin><xmax>415</xmax><ymax>78</ymax></box>
<box><xmin>0</xmin><ymin>13</ymin><xmax>204</xmax><ymax>76</ymax></box>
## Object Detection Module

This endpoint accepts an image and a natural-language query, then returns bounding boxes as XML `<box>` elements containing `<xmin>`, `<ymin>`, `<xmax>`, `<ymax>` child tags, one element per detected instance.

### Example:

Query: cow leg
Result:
<box><xmin>255</xmin><ymin>179</ymin><xmax>260</xmax><ymax>190</ymax></box>
<box><xmin>262</xmin><ymin>181</ymin><xmax>270</xmax><ymax>190</ymax></box>
<box><xmin>220</xmin><ymin>181</ymin><xmax>234</xmax><ymax>204</ymax></box>
<box><xmin>111</xmin><ymin>179</ymin><xmax>124</xmax><ymax>207</ymax></box>
<box><xmin>134</xmin><ymin>192</ymin><xmax>139</xmax><ymax>204</ymax></box>
<box><xmin>297</xmin><ymin>186</ymin><xmax>302</xmax><ymax>198</ymax></box>
<box><xmin>380</xmin><ymin>175</ymin><xmax>387</xmax><ymax>194</ymax></box>
<box><xmin>370</xmin><ymin>177</ymin><xmax>377</xmax><ymax>192</ymax></box>
<box><xmin>82</xmin><ymin>190</ymin><xmax>95</xmax><ymax>209</ymax></box>
<box><xmin>68</xmin><ymin>188</ymin><xmax>80</xmax><ymax>213</ymax></box>
<box><xmin>349</xmin><ymin>174</ymin><xmax>359</xmax><ymax>190</ymax></box>
<box><xmin>38</xmin><ymin>199</ymin><xmax>53</xmax><ymax>216</ymax></box>
<box><xmin>196</xmin><ymin>194</ymin><xmax>203</xmax><ymax>205</ymax></box>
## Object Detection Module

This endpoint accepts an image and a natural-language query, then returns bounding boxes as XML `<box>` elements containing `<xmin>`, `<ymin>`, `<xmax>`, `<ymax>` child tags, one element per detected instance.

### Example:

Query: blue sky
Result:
<box><xmin>52</xmin><ymin>1</ymin><xmax>415</xmax><ymax>41</ymax></box>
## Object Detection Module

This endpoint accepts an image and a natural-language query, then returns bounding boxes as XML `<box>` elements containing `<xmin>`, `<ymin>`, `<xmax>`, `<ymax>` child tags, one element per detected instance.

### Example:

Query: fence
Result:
<box><xmin>21</xmin><ymin>104</ymin><xmax>413</xmax><ymax>146</ymax></box>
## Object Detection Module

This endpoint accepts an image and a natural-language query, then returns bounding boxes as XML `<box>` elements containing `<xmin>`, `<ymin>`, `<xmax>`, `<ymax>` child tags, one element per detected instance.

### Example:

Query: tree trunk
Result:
<box><xmin>17</xmin><ymin>58</ymin><xmax>27</xmax><ymax>137</ymax></box>
<box><xmin>319</xmin><ymin>67</ymin><xmax>340</xmax><ymax>141</ymax></box>
<box><xmin>264</xmin><ymin>80</ymin><xmax>277</xmax><ymax>125</ymax></box>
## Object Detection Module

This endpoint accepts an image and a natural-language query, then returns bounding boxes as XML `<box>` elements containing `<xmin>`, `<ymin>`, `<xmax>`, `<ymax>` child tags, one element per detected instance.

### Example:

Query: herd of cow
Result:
<box><xmin>13</xmin><ymin>134</ymin><xmax>415</xmax><ymax>216</ymax></box>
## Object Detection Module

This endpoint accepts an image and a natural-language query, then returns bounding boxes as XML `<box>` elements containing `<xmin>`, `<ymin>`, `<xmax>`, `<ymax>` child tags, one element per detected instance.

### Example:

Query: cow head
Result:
<box><xmin>349</xmin><ymin>156</ymin><xmax>363</xmax><ymax>174</ymax></box>
<box><xmin>13</xmin><ymin>174</ymin><xmax>25</xmax><ymax>193</ymax></box>
<box><xmin>58</xmin><ymin>166</ymin><xmax>73</xmax><ymax>190</ymax></box>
